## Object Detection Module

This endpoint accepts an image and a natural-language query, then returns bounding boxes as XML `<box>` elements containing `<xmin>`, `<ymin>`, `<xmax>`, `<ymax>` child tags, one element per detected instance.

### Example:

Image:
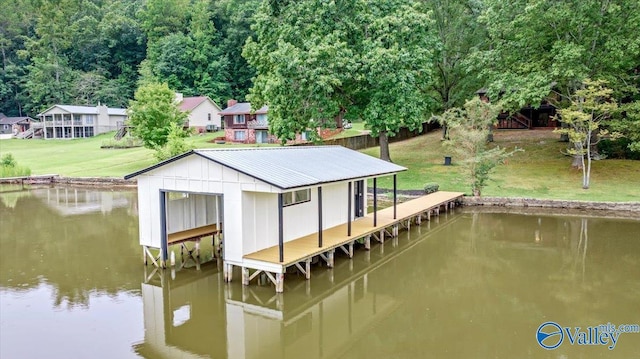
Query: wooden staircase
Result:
<box><xmin>497</xmin><ymin>112</ymin><xmax>532</xmax><ymax>129</ymax></box>
<box><xmin>114</xmin><ymin>126</ymin><xmax>128</xmax><ymax>140</ymax></box>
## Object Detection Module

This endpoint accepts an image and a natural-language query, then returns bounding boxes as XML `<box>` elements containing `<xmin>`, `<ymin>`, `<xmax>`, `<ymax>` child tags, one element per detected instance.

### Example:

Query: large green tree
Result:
<box><xmin>127</xmin><ymin>82</ymin><xmax>188</xmax><ymax>149</ymax></box>
<box><xmin>478</xmin><ymin>0</ymin><xmax>640</xmax><ymax>109</ymax></box>
<box><xmin>245</xmin><ymin>0</ymin><xmax>437</xmax><ymax>161</ymax></box>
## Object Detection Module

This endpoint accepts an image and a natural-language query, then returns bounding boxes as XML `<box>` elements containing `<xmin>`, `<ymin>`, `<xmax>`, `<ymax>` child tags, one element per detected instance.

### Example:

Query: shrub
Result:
<box><xmin>154</xmin><ymin>123</ymin><xmax>193</xmax><ymax>161</ymax></box>
<box><xmin>101</xmin><ymin>137</ymin><xmax>144</xmax><ymax>149</ymax></box>
<box><xmin>0</xmin><ymin>153</ymin><xmax>31</xmax><ymax>178</ymax></box>
<box><xmin>424</xmin><ymin>183</ymin><xmax>439</xmax><ymax>194</ymax></box>
<box><xmin>598</xmin><ymin>138</ymin><xmax>640</xmax><ymax>160</ymax></box>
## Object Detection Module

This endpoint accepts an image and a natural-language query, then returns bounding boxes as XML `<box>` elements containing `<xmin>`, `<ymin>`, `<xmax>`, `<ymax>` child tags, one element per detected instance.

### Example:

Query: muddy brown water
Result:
<box><xmin>1</xmin><ymin>187</ymin><xmax>639</xmax><ymax>358</ymax></box>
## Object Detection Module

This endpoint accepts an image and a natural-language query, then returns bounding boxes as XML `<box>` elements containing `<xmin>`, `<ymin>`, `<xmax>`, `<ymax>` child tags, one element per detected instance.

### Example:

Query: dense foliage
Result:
<box><xmin>0</xmin><ymin>0</ymin><xmax>258</xmax><ymax>116</ymax></box>
<box><xmin>1</xmin><ymin>0</ymin><xmax>638</xmax><ymax>158</ymax></box>
<box><xmin>127</xmin><ymin>82</ymin><xmax>188</xmax><ymax>149</ymax></box>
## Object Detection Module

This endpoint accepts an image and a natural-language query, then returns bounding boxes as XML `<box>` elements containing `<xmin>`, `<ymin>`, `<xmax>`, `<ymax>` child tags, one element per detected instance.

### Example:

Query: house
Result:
<box><xmin>37</xmin><ymin>104</ymin><xmax>127</xmax><ymax>139</ymax></box>
<box><xmin>0</xmin><ymin>113</ymin><xmax>33</xmax><ymax>135</ymax></box>
<box><xmin>219</xmin><ymin>100</ymin><xmax>273</xmax><ymax>143</ymax></box>
<box><xmin>124</xmin><ymin>146</ymin><xmax>410</xmax><ymax>291</ymax></box>
<box><xmin>219</xmin><ymin>100</ymin><xmax>345</xmax><ymax>144</ymax></box>
<box><xmin>476</xmin><ymin>89</ymin><xmax>558</xmax><ymax>129</ymax></box>
<box><xmin>176</xmin><ymin>94</ymin><xmax>222</xmax><ymax>133</ymax></box>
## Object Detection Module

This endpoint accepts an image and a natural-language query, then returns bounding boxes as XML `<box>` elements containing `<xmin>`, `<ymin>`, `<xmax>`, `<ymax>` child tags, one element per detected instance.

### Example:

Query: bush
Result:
<box><xmin>154</xmin><ymin>123</ymin><xmax>193</xmax><ymax>161</ymax></box>
<box><xmin>0</xmin><ymin>153</ymin><xmax>31</xmax><ymax>178</ymax></box>
<box><xmin>101</xmin><ymin>136</ymin><xmax>144</xmax><ymax>149</ymax></box>
<box><xmin>424</xmin><ymin>183</ymin><xmax>439</xmax><ymax>194</ymax></box>
<box><xmin>598</xmin><ymin>138</ymin><xmax>640</xmax><ymax>160</ymax></box>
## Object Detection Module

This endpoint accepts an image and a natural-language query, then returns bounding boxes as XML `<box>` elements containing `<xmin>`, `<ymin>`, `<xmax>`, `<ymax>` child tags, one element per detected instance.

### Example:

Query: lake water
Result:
<box><xmin>1</xmin><ymin>186</ymin><xmax>639</xmax><ymax>358</ymax></box>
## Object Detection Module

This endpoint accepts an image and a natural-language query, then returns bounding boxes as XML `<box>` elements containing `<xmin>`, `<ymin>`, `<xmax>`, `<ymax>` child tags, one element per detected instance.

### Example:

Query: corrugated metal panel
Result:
<box><xmin>194</xmin><ymin>146</ymin><xmax>406</xmax><ymax>189</ymax></box>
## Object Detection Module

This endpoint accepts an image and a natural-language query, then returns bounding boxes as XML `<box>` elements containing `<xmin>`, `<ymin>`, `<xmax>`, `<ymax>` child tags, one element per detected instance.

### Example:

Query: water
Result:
<box><xmin>1</xmin><ymin>186</ymin><xmax>639</xmax><ymax>358</ymax></box>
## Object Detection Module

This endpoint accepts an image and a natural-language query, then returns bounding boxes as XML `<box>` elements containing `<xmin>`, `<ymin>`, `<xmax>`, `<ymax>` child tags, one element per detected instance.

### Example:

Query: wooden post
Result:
<box><xmin>328</xmin><ymin>249</ymin><xmax>335</xmax><ymax>268</ymax></box>
<box><xmin>373</xmin><ymin>178</ymin><xmax>378</xmax><ymax>227</ymax></box>
<box><xmin>305</xmin><ymin>258</ymin><xmax>311</xmax><ymax>280</ymax></box>
<box><xmin>347</xmin><ymin>181</ymin><xmax>352</xmax><ymax>236</ymax></box>
<box><xmin>364</xmin><ymin>235</ymin><xmax>371</xmax><ymax>250</ymax></box>
<box><xmin>275</xmin><ymin>273</ymin><xmax>285</xmax><ymax>293</ymax></box>
<box><xmin>242</xmin><ymin>267</ymin><xmax>249</xmax><ymax>285</ymax></box>
<box><xmin>318</xmin><ymin>187</ymin><xmax>323</xmax><ymax>247</ymax></box>
<box><xmin>278</xmin><ymin>193</ymin><xmax>284</xmax><ymax>263</ymax></box>
<box><xmin>224</xmin><ymin>262</ymin><xmax>233</xmax><ymax>282</ymax></box>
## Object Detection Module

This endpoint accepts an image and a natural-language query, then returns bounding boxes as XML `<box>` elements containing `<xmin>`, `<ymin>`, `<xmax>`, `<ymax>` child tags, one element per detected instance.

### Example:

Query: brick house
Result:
<box><xmin>220</xmin><ymin>100</ymin><xmax>274</xmax><ymax>143</ymax></box>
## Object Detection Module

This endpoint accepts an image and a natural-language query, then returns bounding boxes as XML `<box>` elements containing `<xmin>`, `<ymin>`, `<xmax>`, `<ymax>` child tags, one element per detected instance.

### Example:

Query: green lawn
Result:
<box><xmin>0</xmin><ymin>131</ymin><xmax>275</xmax><ymax>177</ymax></box>
<box><xmin>2</xmin><ymin>129</ymin><xmax>639</xmax><ymax>202</ymax></box>
<box><xmin>362</xmin><ymin>130</ymin><xmax>640</xmax><ymax>202</ymax></box>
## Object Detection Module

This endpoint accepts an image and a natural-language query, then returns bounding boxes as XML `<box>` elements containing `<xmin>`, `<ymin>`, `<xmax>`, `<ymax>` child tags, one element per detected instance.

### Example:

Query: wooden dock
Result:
<box><xmin>241</xmin><ymin>191</ymin><xmax>464</xmax><ymax>292</ymax></box>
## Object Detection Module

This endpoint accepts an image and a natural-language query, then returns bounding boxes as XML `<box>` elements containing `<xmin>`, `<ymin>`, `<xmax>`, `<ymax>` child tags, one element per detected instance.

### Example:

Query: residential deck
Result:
<box><xmin>243</xmin><ymin>191</ymin><xmax>464</xmax><ymax>267</ymax></box>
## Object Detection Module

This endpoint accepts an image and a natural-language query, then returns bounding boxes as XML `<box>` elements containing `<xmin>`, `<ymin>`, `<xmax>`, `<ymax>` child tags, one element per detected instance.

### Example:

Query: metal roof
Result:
<box><xmin>125</xmin><ymin>146</ymin><xmax>406</xmax><ymax>189</ymax></box>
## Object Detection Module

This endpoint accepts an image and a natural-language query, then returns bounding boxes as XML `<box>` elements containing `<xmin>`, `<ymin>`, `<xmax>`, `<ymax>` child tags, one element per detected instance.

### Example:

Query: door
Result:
<box><xmin>255</xmin><ymin>130</ymin><xmax>268</xmax><ymax>144</ymax></box>
<box><xmin>354</xmin><ymin>180</ymin><xmax>365</xmax><ymax>218</ymax></box>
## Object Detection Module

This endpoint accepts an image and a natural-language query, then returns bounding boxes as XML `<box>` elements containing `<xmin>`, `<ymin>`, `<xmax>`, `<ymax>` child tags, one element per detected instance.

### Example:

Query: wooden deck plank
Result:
<box><xmin>168</xmin><ymin>224</ymin><xmax>220</xmax><ymax>245</ymax></box>
<box><xmin>243</xmin><ymin>191</ymin><xmax>463</xmax><ymax>266</ymax></box>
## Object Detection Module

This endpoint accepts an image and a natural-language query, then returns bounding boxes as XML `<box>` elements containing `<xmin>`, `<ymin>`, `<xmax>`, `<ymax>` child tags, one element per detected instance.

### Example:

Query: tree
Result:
<box><xmin>477</xmin><ymin>0</ymin><xmax>640</xmax><ymax>110</ymax></box>
<box><xmin>127</xmin><ymin>82</ymin><xmax>188</xmax><ymax>149</ymax></box>
<box><xmin>437</xmin><ymin>97</ymin><xmax>521</xmax><ymax>196</ymax></box>
<box><xmin>153</xmin><ymin>123</ymin><xmax>193</xmax><ymax>161</ymax></box>
<box><xmin>421</xmin><ymin>0</ymin><xmax>486</xmax><ymax>139</ymax></box>
<box><xmin>554</xmin><ymin>79</ymin><xmax>618</xmax><ymax>189</ymax></box>
<box><xmin>244</xmin><ymin>0</ymin><xmax>437</xmax><ymax>161</ymax></box>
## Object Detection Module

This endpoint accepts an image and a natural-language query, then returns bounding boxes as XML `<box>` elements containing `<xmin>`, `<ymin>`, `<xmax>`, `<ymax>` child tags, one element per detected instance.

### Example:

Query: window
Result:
<box><xmin>256</xmin><ymin>114</ymin><xmax>268</xmax><ymax>124</ymax></box>
<box><xmin>85</xmin><ymin>115</ymin><xmax>95</xmax><ymax>125</ymax></box>
<box><xmin>208</xmin><ymin>113</ymin><xmax>211</xmax><ymax>122</ymax></box>
<box><xmin>283</xmin><ymin>189</ymin><xmax>311</xmax><ymax>206</ymax></box>
<box><xmin>233</xmin><ymin>130</ymin><xmax>246</xmax><ymax>141</ymax></box>
<box><xmin>234</xmin><ymin>114</ymin><xmax>245</xmax><ymax>124</ymax></box>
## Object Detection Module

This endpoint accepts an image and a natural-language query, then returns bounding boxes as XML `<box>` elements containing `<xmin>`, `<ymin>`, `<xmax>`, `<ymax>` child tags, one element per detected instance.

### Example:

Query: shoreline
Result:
<box><xmin>2</xmin><ymin>176</ymin><xmax>638</xmax><ymax>213</ymax></box>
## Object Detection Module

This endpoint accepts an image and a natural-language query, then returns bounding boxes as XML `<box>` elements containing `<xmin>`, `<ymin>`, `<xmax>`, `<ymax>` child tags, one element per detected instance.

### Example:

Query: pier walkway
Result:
<box><xmin>240</xmin><ymin>191</ymin><xmax>464</xmax><ymax>292</ymax></box>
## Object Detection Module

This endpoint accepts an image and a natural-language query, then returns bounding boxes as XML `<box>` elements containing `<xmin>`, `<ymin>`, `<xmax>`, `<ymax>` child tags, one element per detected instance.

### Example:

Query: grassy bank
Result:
<box><xmin>1</xmin><ymin>129</ymin><xmax>639</xmax><ymax>202</ymax></box>
<box><xmin>362</xmin><ymin>130</ymin><xmax>640</xmax><ymax>202</ymax></box>
<box><xmin>0</xmin><ymin>131</ymin><xmax>273</xmax><ymax>177</ymax></box>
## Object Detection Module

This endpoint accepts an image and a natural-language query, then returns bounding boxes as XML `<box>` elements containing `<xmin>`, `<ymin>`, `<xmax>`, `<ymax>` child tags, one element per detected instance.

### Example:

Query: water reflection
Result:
<box><xmin>0</xmin><ymin>186</ymin><xmax>140</xmax><ymax>305</ymax></box>
<box><xmin>1</xmin><ymin>188</ymin><xmax>639</xmax><ymax>359</ymax></box>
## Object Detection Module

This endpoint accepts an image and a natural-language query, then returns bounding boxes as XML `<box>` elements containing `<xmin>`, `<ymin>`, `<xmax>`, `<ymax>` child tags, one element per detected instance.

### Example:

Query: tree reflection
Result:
<box><xmin>0</xmin><ymin>187</ymin><xmax>142</xmax><ymax>308</ymax></box>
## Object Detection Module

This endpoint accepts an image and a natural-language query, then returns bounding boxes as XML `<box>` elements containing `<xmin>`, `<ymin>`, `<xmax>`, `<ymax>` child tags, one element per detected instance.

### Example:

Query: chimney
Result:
<box><xmin>227</xmin><ymin>99</ymin><xmax>238</xmax><ymax>108</ymax></box>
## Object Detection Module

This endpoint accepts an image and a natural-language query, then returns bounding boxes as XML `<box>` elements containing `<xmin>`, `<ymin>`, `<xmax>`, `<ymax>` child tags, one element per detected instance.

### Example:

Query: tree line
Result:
<box><xmin>1</xmin><ymin>0</ymin><xmax>639</xmax><ymax>156</ymax></box>
<box><xmin>0</xmin><ymin>0</ymin><xmax>257</xmax><ymax>116</ymax></box>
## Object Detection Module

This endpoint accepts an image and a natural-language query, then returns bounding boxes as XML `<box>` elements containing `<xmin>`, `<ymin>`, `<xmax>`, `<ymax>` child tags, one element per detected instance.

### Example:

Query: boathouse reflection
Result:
<box><xmin>134</xmin><ymin>256</ymin><xmax>399</xmax><ymax>359</ymax></box>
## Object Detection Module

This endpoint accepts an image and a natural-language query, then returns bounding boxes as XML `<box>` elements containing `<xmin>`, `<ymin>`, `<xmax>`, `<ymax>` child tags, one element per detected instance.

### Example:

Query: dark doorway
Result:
<box><xmin>354</xmin><ymin>180</ymin><xmax>365</xmax><ymax>218</ymax></box>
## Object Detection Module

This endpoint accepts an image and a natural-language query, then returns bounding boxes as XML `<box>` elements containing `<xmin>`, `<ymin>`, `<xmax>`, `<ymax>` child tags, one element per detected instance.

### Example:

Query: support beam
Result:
<box><xmin>276</xmin><ymin>273</ymin><xmax>285</xmax><ymax>293</ymax></box>
<box><xmin>393</xmin><ymin>174</ymin><xmax>397</xmax><ymax>220</ymax></box>
<box><xmin>278</xmin><ymin>193</ymin><xmax>284</xmax><ymax>263</ymax></box>
<box><xmin>364</xmin><ymin>235</ymin><xmax>371</xmax><ymax>250</ymax></box>
<box><xmin>347</xmin><ymin>181</ymin><xmax>352</xmax><ymax>236</ymax></box>
<box><xmin>242</xmin><ymin>267</ymin><xmax>250</xmax><ymax>285</ymax></box>
<box><xmin>318</xmin><ymin>187</ymin><xmax>323</xmax><ymax>247</ymax></box>
<box><xmin>159</xmin><ymin>191</ymin><xmax>168</xmax><ymax>268</ymax></box>
<box><xmin>373</xmin><ymin>178</ymin><xmax>378</xmax><ymax>227</ymax></box>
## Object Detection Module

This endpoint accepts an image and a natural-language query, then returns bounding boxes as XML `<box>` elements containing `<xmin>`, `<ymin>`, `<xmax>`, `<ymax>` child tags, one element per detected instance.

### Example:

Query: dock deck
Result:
<box><xmin>240</xmin><ymin>191</ymin><xmax>464</xmax><ymax>291</ymax></box>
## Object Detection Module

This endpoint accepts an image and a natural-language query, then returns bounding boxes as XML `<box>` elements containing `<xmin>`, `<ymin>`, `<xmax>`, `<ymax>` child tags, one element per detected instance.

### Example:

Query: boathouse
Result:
<box><xmin>125</xmin><ymin>146</ymin><xmax>463</xmax><ymax>292</ymax></box>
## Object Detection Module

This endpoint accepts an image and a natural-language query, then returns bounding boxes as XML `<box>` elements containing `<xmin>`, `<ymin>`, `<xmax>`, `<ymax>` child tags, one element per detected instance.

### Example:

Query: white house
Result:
<box><xmin>37</xmin><ymin>104</ymin><xmax>127</xmax><ymax>139</ymax></box>
<box><xmin>125</xmin><ymin>146</ymin><xmax>406</xmax><ymax>290</ymax></box>
<box><xmin>176</xmin><ymin>94</ymin><xmax>222</xmax><ymax>132</ymax></box>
